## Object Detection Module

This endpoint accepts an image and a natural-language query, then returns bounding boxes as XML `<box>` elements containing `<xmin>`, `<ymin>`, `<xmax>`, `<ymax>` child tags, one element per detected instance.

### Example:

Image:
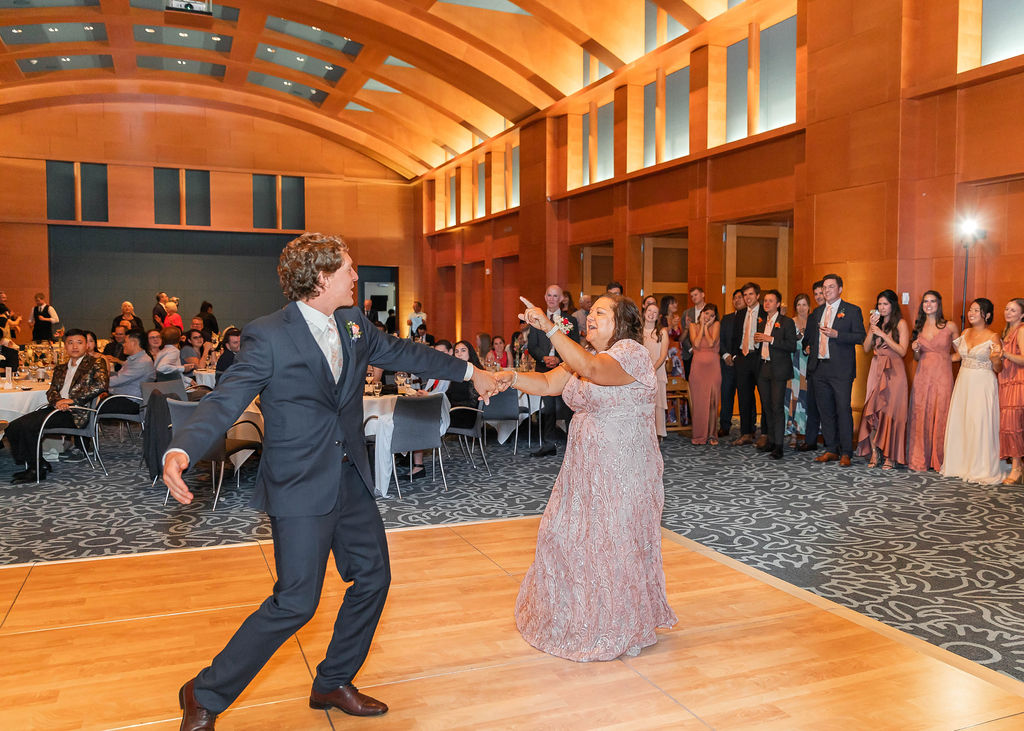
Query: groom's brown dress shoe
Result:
<box><xmin>815</xmin><ymin>452</ymin><xmax>840</xmax><ymax>463</ymax></box>
<box><xmin>179</xmin><ymin>679</ymin><xmax>217</xmax><ymax>730</ymax></box>
<box><xmin>309</xmin><ymin>684</ymin><xmax>388</xmax><ymax>716</ymax></box>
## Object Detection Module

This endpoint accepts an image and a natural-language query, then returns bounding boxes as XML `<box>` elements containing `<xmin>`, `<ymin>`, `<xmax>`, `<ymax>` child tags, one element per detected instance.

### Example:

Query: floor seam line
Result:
<box><xmin>619</xmin><ymin>658</ymin><xmax>716</xmax><ymax>729</ymax></box>
<box><xmin>0</xmin><ymin>561</ymin><xmax>34</xmax><ymax>630</ymax></box>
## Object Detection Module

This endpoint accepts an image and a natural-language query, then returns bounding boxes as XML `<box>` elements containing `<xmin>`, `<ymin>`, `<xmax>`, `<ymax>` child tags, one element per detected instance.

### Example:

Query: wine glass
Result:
<box><xmin>372</xmin><ymin>382</ymin><xmax>382</xmax><ymax>397</ymax></box>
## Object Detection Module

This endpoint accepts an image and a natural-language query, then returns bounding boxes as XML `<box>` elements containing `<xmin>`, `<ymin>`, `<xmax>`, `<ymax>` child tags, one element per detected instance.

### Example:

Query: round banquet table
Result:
<box><xmin>193</xmin><ymin>369</ymin><xmax>217</xmax><ymax>389</ymax></box>
<box><xmin>0</xmin><ymin>380</ymin><xmax>50</xmax><ymax>423</ymax></box>
<box><xmin>364</xmin><ymin>392</ymin><xmax>450</xmax><ymax>497</ymax></box>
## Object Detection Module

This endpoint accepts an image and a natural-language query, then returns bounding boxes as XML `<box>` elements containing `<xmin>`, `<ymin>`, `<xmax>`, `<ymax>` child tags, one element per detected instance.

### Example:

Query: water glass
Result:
<box><xmin>372</xmin><ymin>382</ymin><xmax>382</xmax><ymax>397</ymax></box>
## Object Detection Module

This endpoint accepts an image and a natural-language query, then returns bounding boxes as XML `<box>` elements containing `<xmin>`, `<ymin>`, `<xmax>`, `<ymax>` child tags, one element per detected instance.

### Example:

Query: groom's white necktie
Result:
<box><xmin>324</xmin><ymin>318</ymin><xmax>343</xmax><ymax>382</ymax></box>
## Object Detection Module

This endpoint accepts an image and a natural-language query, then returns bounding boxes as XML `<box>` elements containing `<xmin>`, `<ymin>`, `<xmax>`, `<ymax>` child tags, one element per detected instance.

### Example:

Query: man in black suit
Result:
<box><xmin>526</xmin><ymin>283</ymin><xmax>581</xmax><ymax>457</ymax></box>
<box><xmin>803</xmin><ymin>273</ymin><xmax>866</xmax><ymax>466</ymax></box>
<box><xmin>718</xmin><ymin>288</ymin><xmax>744</xmax><ymax>437</ymax></box>
<box><xmin>796</xmin><ymin>280</ymin><xmax>826</xmax><ymax>451</ymax></box>
<box><xmin>726</xmin><ymin>282</ymin><xmax>767</xmax><ymax>446</ymax></box>
<box><xmin>754</xmin><ymin>290</ymin><xmax>798</xmax><ymax>459</ymax></box>
<box><xmin>361</xmin><ymin>298</ymin><xmax>380</xmax><ymax>325</ymax></box>
<box><xmin>164</xmin><ymin>233</ymin><xmax>501</xmax><ymax>728</ymax></box>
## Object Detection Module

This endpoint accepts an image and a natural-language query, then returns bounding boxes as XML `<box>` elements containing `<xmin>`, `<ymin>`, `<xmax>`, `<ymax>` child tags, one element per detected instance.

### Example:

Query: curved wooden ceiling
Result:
<box><xmin>0</xmin><ymin>0</ymin><xmax>724</xmax><ymax>178</ymax></box>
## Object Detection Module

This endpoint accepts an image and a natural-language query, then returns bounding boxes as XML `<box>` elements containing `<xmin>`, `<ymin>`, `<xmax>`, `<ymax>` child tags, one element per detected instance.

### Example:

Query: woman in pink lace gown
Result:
<box><xmin>999</xmin><ymin>298</ymin><xmax>1024</xmax><ymax>484</ymax></box>
<box><xmin>907</xmin><ymin>291</ymin><xmax>957</xmax><ymax>472</ymax></box>
<box><xmin>687</xmin><ymin>304</ymin><xmax>721</xmax><ymax>445</ymax></box>
<box><xmin>502</xmin><ymin>294</ymin><xmax>677</xmax><ymax>661</ymax></box>
<box><xmin>856</xmin><ymin>290</ymin><xmax>909</xmax><ymax>468</ymax></box>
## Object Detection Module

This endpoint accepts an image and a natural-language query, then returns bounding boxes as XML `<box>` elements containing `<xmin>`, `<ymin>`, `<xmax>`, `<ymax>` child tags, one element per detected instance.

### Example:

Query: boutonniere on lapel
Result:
<box><xmin>773</xmin><ymin>322</ymin><xmax>781</xmax><ymax>329</ymax></box>
<box><xmin>757</xmin><ymin>316</ymin><xmax>766</xmax><ymax>326</ymax></box>
<box><xmin>836</xmin><ymin>311</ymin><xmax>846</xmax><ymax>320</ymax></box>
<box><xmin>345</xmin><ymin>321</ymin><xmax>362</xmax><ymax>341</ymax></box>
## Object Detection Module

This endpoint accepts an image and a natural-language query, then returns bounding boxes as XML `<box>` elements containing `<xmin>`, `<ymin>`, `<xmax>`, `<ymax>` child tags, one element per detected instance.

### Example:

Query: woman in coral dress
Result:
<box><xmin>687</xmin><ymin>304</ymin><xmax>721</xmax><ymax>445</ymax></box>
<box><xmin>998</xmin><ymin>298</ymin><xmax>1024</xmax><ymax>484</ymax></box>
<box><xmin>857</xmin><ymin>290</ymin><xmax>909</xmax><ymax>468</ymax></box>
<box><xmin>906</xmin><ymin>291</ymin><xmax>957</xmax><ymax>472</ymax></box>
<box><xmin>642</xmin><ymin>302</ymin><xmax>669</xmax><ymax>438</ymax></box>
<box><xmin>941</xmin><ymin>298</ymin><xmax>1006</xmax><ymax>484</ymax></box>
<box><xmin>504</xmin><ymin>294</ymin><xmax>676</xmax><ymax>661</ymax></box>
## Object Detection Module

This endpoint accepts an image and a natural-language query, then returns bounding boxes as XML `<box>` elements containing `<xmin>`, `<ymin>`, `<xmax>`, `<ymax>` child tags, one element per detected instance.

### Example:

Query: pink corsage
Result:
<box><xmin>551</xmin><ymin>316</ymin><xmax>573</xmax><ymax>335</ymax></box>
<box><xmin>345</xmin><ymin>322</ymin><xmax>362</xmax><ymax>341</ymax></box>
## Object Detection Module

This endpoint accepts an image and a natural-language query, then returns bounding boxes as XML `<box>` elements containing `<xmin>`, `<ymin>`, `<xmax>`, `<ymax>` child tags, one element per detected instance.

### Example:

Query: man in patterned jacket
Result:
<box><xmin>5</xmin><ymin>329</ymin><xmax>109</xmax><ymax>484</ymax></box>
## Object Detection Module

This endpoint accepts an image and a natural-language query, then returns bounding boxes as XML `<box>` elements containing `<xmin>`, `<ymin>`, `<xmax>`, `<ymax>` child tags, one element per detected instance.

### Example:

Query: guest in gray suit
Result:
<box><xmin>164</xmin><ymin>233</ymin><xmax>501</xmax><ymax>729</ymax></box>
<box><xmin>107</xmin><ymin>330</ymin><xmax>155</xmax><ymax>408</ymax></box>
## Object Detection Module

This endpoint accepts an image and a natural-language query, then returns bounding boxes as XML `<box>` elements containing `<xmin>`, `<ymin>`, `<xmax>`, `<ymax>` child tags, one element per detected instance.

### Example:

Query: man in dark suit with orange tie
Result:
<box><xmin>803</xmin><ymin>273</ymin><xmax>866</xmax><ymax>466</ymax></box>
<box><xmin>164</xmin><ymin>233</ymin><xmax>501</xmax><ymax>729</ymax></box>
<box><xmin>754</xmin><ymin>290</ymin><xmax>797</xmax><ymax>459</ymax></box>
<box><xmin>526</xmin><ymin>283</ymin><xmax>581</xmax><ymax>457</ymax></box>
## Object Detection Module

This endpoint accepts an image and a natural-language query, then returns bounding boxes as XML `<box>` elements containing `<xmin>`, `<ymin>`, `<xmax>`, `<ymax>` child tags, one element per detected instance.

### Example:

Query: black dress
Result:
<box><xmin>447</xmin><ymin>380</ymin><xmax>480</xmax><ymax>428</ymax></box>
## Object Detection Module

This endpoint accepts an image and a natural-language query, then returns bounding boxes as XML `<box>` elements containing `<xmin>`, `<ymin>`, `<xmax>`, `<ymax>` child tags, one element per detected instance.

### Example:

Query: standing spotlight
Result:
<box><xmin>958</xmin><ymin>217</ymin><xmax>987</xmax><ymax>330</ymax></box>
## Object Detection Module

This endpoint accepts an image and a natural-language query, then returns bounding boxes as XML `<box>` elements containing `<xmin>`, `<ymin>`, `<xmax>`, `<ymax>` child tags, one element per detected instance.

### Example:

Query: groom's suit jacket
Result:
<box><xmin>169</xmin><ymin>302</ymin><xmax>468</xmax><ymax>517</ymax></box>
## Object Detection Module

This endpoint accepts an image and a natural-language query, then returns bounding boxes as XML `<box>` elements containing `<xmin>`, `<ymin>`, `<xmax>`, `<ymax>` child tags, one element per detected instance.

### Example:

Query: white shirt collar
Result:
<box><xmin>826</xmin><ymin>298</ymin><xmax>842</xmax><ymax>310</ymax></box>
<box><xmin>296</xmin><ymin>300</ymin><xmax>335</xmax><ymax>334</ymax></box>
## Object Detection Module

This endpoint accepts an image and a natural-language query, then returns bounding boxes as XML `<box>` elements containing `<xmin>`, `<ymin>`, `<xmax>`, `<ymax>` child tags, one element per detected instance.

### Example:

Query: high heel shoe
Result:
<box><xmin>1002</xmin><ymin>471</ymin><xmax>1024</xmax><ymax>485</ymax></box>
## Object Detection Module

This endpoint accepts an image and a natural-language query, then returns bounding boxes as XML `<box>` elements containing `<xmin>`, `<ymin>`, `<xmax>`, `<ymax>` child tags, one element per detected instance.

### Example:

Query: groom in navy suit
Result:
<box><xmin>803</xmin><ymin>273</ymin><xmax>866</xmax><ymax>466</ymax></box>
<box><xmin>164</xmin><ymin>233</ymin><xmax>501</xmax><ymax>728</ymax></box>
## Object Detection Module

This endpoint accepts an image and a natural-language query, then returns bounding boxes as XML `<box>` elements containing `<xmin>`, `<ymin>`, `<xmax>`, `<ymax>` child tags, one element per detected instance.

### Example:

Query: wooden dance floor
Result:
<box><xmin>3</xmin><ymin>517</ymin><xmax>1024</xmax><ymax>730</ymax></box>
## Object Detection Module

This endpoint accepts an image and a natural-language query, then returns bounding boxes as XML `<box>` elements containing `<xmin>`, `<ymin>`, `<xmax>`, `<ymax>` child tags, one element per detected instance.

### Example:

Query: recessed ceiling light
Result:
<box><xmin>47</xmin><ymin>27</ymin><xmax>59</xmax><ymax>32</ymax></box>
<box><xmin>282</xmin><ymin>80</ymin><xmax>292</xmax><ymax>86</ymax></box>
<box><xmin>296</xmin><ymin>56</ymin><xmax>304</xmax><ymax>62</ymax></box>
<box><xmin>324</xmin><ymin>64</ymin><xmax>332</xmax><ymax>70</ymax></box>
<box><xmin>311</xmin><ymin>26</ymin><xmax>321</xmax><ymax>31</ymax></box>
<box><xmin>145</xmin><ymin>27</ymin><xmax>155</xmax><ymax>33</ymax></box>
<box><xmin>61</xmin><ymin>57</ymin><xmax>70</xmax><ymax>62</ymax></box>
<box><xmin>267</xmin><ymin>47</ymin><xmax>276</xmax><ymax>53</ymax></box>
<box><xmin>83</xmin><ymin>25</ymin><xmax>94</xmax><ymax>31</ymax></box>
<box><xmin>177</xmin><ymin>60</ymin><xmax>187</xmax><ymax>65</ymax></box>
<box><xmin>178</xmin><ymin>32</ymin><xmax>188</xmax><ymax>37</ymax></box>
<box><xmin>11</xmin><ymin>28</ymin><xmax>22</xmax><ymax>34</ymax></box>
<box><xmin>211</xmin><ymin>36</ymin><xmax>221</xmax><ymax>41</ymax></box>
<box><xmin>29</xmin><ymin>59</ymin><xmax>37</xmax><ymax>64</ymax></box>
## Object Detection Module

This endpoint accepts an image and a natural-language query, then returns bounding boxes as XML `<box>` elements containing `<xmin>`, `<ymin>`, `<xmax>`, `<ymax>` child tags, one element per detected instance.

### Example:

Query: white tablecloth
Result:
<box><xmin>224</xmin><ymin>399</ymin><xmax>262</xmax><ymax>469</ymax></box>
<box><xmin>367</xmin><ymin>393</ymin><xmax>450</xmax><ymax>498</ymax></box>
<box><xmin>194</xmin><ymin>369</ymin><xmax>217</xmax><ymax>389</ymax></box>
<box><xmin>486</xmin><ymin>391</ymin><xmax>541</xmax><ymax>444</ymax></box>
<box><xmin>0</xmin><ymin>381</ymin><xmax>50</xmax><ymax>422</ymax></box>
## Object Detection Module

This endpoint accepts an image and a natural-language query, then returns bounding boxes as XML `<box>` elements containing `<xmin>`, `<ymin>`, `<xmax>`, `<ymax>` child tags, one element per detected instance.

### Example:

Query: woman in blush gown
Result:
<box><xmin>906</xmin><ymin>291</ymin><xmax>957</xmax><ymax>472</ymax></box>
<box><xmin>856</xmin><ymin>290</ymin><xmax>909</xmax><ymax>469</ymax></box>
<box><xmin>642</xmin><ymin>302</ymin><xmax>669</xmax><ymax>438</ymax></box>
<box><xmin>687</xmin><ymin>304</ymin><xmax>721</xmax><ymax>445</ymax></box>
<box><xmin>502</xmin><ymin>294</ymin><xmax>676</xmax><ymax>662</ymax></box>
<box><xmin>998</xmin><ymin>298</ymin><xmax>1024</xmax><ymax>484</ymax></box>
<box><xmin>941</xmin><ymin>298</ymin><xmax>1006</xmax><ymax>484</ymax></box>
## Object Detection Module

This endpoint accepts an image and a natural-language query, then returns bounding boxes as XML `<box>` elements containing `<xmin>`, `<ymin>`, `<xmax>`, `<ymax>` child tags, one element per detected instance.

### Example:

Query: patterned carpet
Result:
<box><xmin>2</xmin><ymin>424</ymin><xmax>1024</xmax><ymax>683</ymax></box>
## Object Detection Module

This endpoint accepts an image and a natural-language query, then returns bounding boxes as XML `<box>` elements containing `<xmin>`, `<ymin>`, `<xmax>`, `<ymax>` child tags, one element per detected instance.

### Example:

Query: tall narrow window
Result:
<box><xmin>185</xmin><ymin>169</ymin><xmax>210</xmax><ymax>227</ymax></box>
<box><xmin>80</xmin><ymin>163</ymin><xmax>108</xmax><ymax>222</ymax></box>
<box><xmin>665</xmin><ymin>67</ymin><xmax>690</xmax><ymax>160</ymax></box>
<box><xmin>726</xmin><ymin>38</ymin><xmax>748</xmax><ymax>143</ymax></box>
<box><xmin>154</xmin><ymin>167</ymin><xmax>180</xmax><ymax>225</ymax></box>
<box><xmin>281</xmin><ymin>176</ymin><xmax>305</xmax><ymax>230</ymax></box>
<box><xmin>759</xmin><ymin>16</ymin><xmax>797</xmax><ymax>133</ymax></box>
<box><xmin>581</xmin><ymin>112</ymin><xmax>591</xmax><ymax>186</ymax></box>
<box><xmin>46</xmin><ymin>161</ymin><xmax>75</xmax><ymax>221</ymax></box>
<box><xmin>448</xmin><ymin>174</ymin><xmax>457</xmax><ymax>226</ymax></box>
<box><xmin>982</xmin><ymin>0</ymin><xmax>1024</xmax><ymax>65</ymax></box>
<box><xmin>644</xmin><ymin>0</ymin><xmax>658</xmax><ymax>54</ymax></box>
<box><xmin>595</xmin><ymin>101</ymin><xmax>614</xmax><ymax>183</ymax></box>
<box><xmin>476</xmin><ymin>161</ymin><xmax>486</xmax><ymax>218</ymax></box>
<box><xmin>509</xmin><ymin>146</ymin><xmax>520</xmax><ymax>208</ymax></box>
<box><xmin>252</xmin><ymin>174</ymin><xmax>277</xmax><ymax>229</ymax></box>
<box><xmin>643</xmin><ymin>81</ymin><xmax>657</xmax><ymax>167</ymax></box>
<box><xmin>666</xmin><ymin>14</ymin><xmax>687</xmax><ymax>42</ymax></box>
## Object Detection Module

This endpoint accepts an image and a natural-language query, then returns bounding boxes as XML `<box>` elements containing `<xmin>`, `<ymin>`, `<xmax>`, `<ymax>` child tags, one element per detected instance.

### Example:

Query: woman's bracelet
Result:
<box><xmin>545</xmin><ymin>323</ymin><xmax>560</xmax><ymax>338</ymax></box>
<box><xmin>511</xmin><ymin>371</ymin><xmax>519</xmax><ymax>387</ymax></box>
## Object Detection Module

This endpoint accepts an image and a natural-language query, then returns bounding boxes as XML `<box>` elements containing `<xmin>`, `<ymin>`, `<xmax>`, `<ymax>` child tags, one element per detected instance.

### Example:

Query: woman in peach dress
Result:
<box><xmin>906</xmin><ymin>291</ymin><xmax>957</xmax><ymax>472</ymax></box>
<box><xmin>642</xmin><ymin>302</ymin><xmax>669</xmax><ymax>438</ymax></box>
<box><xmin>856</xmin><ymin>290</ymin><xmax>909</xmax><ymax>469</ymax></box>
<box><xmin>687</xmin><ymin>304</ymin><xmax>721</xmax><ymax>445</ymax></box>
<box><xmin>503</xmin><ymin>294</ymin><xmax>676</xmax><ymax>661</ymax></box>
<box><xmin>999</xmin><ymin>298</ymin><xmax>1024</xmax><ymax>484</ymax></box>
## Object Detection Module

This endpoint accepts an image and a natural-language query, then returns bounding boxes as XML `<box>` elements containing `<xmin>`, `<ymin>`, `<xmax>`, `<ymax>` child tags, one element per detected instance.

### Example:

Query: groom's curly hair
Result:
<box><xmin>278</xmin><ymin>232</ymin><xmax>349</xmax><ymax>302</ymax></box>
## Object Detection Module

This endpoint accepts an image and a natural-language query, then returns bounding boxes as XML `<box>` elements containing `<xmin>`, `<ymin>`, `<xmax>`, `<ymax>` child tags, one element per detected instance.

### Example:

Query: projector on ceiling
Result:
<box><xmin>166</xmin><ymin>0</ymin><xmax>212</xmax><ymax>14</ymax></box>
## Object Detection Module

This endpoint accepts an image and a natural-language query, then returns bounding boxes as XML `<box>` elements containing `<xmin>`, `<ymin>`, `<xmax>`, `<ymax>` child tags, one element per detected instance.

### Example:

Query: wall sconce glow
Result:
<box><xmin>960</xmin><ymin>218</ymin><xmax>979</xmax><ymax>237</ymax></box>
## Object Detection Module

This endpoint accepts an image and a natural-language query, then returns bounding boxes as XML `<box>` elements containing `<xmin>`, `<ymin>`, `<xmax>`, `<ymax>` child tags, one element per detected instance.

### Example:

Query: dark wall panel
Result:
<box><xmin>185</xmin><ymin>169</ymin><xmax>211</xmax><ymax>226</ymax></box>
<box><xmin>253</xmin><ymin>174</ymin><xmax>277</xmax><ymax>229</ymax></box>
<box><xmin>80</xmin><ymin>163</ymin><xmax>108</xmax><ymax>222</ymax></box>
<box><xmin>154</xmin><ymin>168</ymin><xmax>180</xmax><ymax>225</ymax></box>
<box><xmin>281</xmin><ymin>175</ymin><xmax>305</xmax><ymax>230</ymax></box>
<box><xmin>46</xmin><ymin>160</ymin><xmax>75</xmax><ymax>221</ymax></box>
<box><xmin>48</xmin><ymin>225</ymin><xmax>292</xmax><ymax>337</ymax></box>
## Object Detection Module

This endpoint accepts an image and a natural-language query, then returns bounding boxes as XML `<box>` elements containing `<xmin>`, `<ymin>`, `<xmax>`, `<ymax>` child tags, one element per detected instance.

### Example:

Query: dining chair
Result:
<box><xmin>389</xmin><ymin>393</ymin><xmax>446</xmax><ymax>498</ymax></box>
<box><xmin>480</xmin><ymin>387</ymin><xmax>522</xmax><ymax>455</ymax></box>
<box><xmin>446</xmin><ymin>405</ymin><xmax>490</xmax><ymax>477</ymax></box>
<box><xmin>34</xmin><ymin>395</ymin><xmax>105</xmax><ymax>484</ymax></box>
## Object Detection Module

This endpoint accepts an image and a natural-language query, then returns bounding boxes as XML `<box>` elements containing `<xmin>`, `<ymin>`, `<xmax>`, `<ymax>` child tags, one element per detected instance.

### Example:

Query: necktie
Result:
<box><xmin>819</xmin><ymin>304</ymin><xmax>832</xmax><ymax>358</ymax></box>
<box><xmin>325</xmin><ymin>318</ymin><xmax>343</xmax><ymax>381</ymax></box>
<box><xmin>741</xmin><ymin>309</ymin><xmax>752</xmax><ymax>356</ymax></box>
<box><xmin>761</xmin><ymin>316</ymin><xmax>772</xmax><ymax>360</ymax></box>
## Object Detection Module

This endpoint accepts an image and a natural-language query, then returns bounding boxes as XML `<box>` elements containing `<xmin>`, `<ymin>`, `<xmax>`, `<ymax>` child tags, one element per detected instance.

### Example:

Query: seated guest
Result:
<box><xmin>154</xmin><ymin>326</ymin><xmax>195</xmax><ymax>383</ymax></box>
<box><xmin>111</xmin><ymin>301</ymin><xmax>144</xmax><ymax>333</ymax></box>
<box><xmin>414</xmin><ymin>323</ymin><xmax>435</xmax><ymax>346</ymax></box>
<box><xmin>107</xmin><ymin>330</ymin><xmax>155</xmax><ymax>409</ymax></box>
<box><xmin>475</xmin><ymin>332</ymin><xmax>491</xmax><ymax>360</ymax></box>
<box><xmin>181</xmin><ymin>329</ymin><xmax>215</xmax><ymax>369</ymax></box>
<box><xmin>198</xmin><ymin>301</ymin><xmax>219</xmax><ymax>335</ymax></box>
<box><xmin>84</xmin><ymin>330</ymin><xmax>109</xmax><ymax>375</ymax></box>
<box><xmin>384</xmin><ymin>308</ymin><xmax>397</xmax><ymax>334</ymax></box>
<box><xmin>5</xmin><ymin>329</ymin><xmax>109</xmax><ymax>484</ymax></box>
<box><xmin>144</xmin><ymin>328</ymin><xmax>162</xmax><ymax>360</ymax></box>
<box><xmin>190</xmin><ymin>316</ymin><xmax>213</xmax><ymax>342</ymax></box>
<box><xmin>485</xmin><ymin>335</ymin><xmax>509</xmax><ymax>369</ymax></box>
<box><xmin>422</xmin><ymin>340</ymin><xmax>454</xmax><ymax>394</ymax></box>
<box><xmin>215</xmin><ymin>327</ymin><xmax>242</xmax><ymax>383</ymax></box>
<box><xmin>163</xmin><ymin>300</ymin><xmax>184</xmax><ymax>332</ymax></box>
<box><xmin>103</xmin><ymin>325</ymin><xmax>127</xmax><ymax>366</ymax></box>
<box><xmin>449</xmin><ymin>340</ymin><xmax>482</xmax><ymax>429</ymax></box>
<box><xmin>0</xmin><ymin>336</ymin><xmax>19</xmax><ymax>371</ymax></box>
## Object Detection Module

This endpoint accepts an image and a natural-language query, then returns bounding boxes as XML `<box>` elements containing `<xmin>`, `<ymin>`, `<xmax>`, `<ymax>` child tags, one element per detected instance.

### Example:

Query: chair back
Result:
<box><xmin>155</xmin><ymin>369</ymin><xmax>183</xmax><ymax>383</ymax></box>
<box><xmin>142</xmin><ymin>379</ymin><xmax>186</xmax><ymax>403</ymax></box>
<box><xmin>166</xmin><ymin>398</ymin><xmax>199</xmax><ymax>435</ymax></box>
<box><xmin>390</xmin><ymin>393</ymin><xmax>444</xmax><ymax>453</ymax></box>
<box><xmin>481</xmin><ymin>388</ymin><xmax>520</xmax><ymax>421</ymax></box>
<box><xmin>97</xmin><ymin>393</ymin><xmax>143</xmax><ymax>419</ymax></box>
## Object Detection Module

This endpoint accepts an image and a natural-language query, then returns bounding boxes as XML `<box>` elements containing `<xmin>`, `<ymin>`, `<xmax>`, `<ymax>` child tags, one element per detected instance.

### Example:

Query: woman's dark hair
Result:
<box><xmin>973</xmin><ymin>298</ymin><xmax>995</xmax><ymax>325</ymax></box>
<box><xmin>84</xmin><ymin>330</ymin><xmax>98</xmax><ymax>349</ymax></box>
<box><xmin>701</xmin><ymin>303</ymin><xmax>720</xmax><ymax>322</ymax></box>
<box><xmin>874</xmin><ymin>290</ymin><xmax>902</xmax><ymax>345</ymax></box>
<box><xmin>643</xmin><ymin>301</ymin><xmax>664</xmax><ymax>342</ymax></box>
<box><xmin>454</xmin><ymin>340</ymin><xmax>483</xmax><ymax>368</ymax></box>
<box><xmin>657</xmin><ymin>295</ymin><xmax>676</xmax><ymax>328</ymax></box>
<box><xmin>200</xmin><ymin>301</ymin><xmax>213</xmax><ymax>313</ymax></box>
<box><xmin>911</xmin><ymin>290</ymin><xmax>947</xmax><ymax>341</ymax></box>
<box><xmin>793</xmin><ymin>293</ymin><xmax>811</xmax><ymax>314</ymax></box>
<box><xmin>562</xmin><ymin>289</ymin><xmax>575</xmax><ymax>312</ymax></box>
<box><xmin>592</xmin><ymin>294</ymin><xmax>643</xmax><ymax>348</ymax></box>
<box><xmin>1003</xmin><ymin>298</ymin><xmax>1024</xmax><ymax>338</ymax></box>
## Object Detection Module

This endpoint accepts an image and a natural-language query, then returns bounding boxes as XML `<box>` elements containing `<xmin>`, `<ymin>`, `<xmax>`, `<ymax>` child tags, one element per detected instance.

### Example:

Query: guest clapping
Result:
<box><xmin>998</xmin><ymin>298</ymin><xmax>1024</xmax><ymax>484</ymax></box>
<box><xmin>856</xmin><ymin>290</ymin><xmax>909</xmax><ymax>469</ymax></box>
<box><xmin>753</xmin><ymin>291</ymin><xmax>797</xmax><ymax>459</ymax></box>
<box><xmin>642</xmin><ymin>302</ymin><xmax>669</xmax><ymax>439</ymax></box>
<box><xmin>907</xmin><ymin>291</ymin><xmax>957</xmax><ymax>472</ymax></box>
<box><xmin>687</xmin><ymin>304</ymin><xmax>722</xmax><ymax>445</ymax></box>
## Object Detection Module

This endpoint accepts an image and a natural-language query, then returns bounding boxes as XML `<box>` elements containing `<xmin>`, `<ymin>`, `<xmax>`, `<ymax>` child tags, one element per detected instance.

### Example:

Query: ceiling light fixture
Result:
<box><xmin>177</xmin><ymin>60</ymin><xmax>186</xmax><ymax>64</ymax></box>
<box><xmin>145</xmin><ymin>27</ymin><xmax>155</xmax><ymax>33</ymax></box>
<box><xmin>61</xmin><ymin>56</ymin><xmax>70</xmax><ymax>62</ymax></box>
<box><xmin>83</xmin><ymin>25</ymin><xmax>94</xmax><ymax>31</ymax></box>
<box><xmin>267</xmin><ymin>47</ymin><xmax>276</xmax><ymax>53</ymax></box>
<box><xmin>29</xmin><ymin>59</ymin><xmax>37</xmax><ymax>64</ymax></box>
<box><xmin>211</xmin><ymin>36</ymin><xmax>221</xmax><ymax>41</ymax></box>
<box><xmin>311</xmin><ymin>26</ymin><xmax>321</xmax><ymax>31</ymax></box>
<box><xmin>324</xmin><ymin>64</ymin><xmax>332</xmax><ymax>70</ymax></box>
<box><xmin>296</xmin><ymin>56</ymin><xmax>304</xmax><ymax>62</ymax></box>
<box><xmin>11</xmin><ymin>28</ymin><xmax>22</xmax><ymax>34</ymax></box>
<box><xmin>47</xmin><ymin>27</ymin><xmax>59</xmax><ymax>32</ymax></box>
<box><xmin>178</xmin><ymin>32</ymin><xmax>188</xmax><ymax>37</ymax></box>
<box><xmin>282</xmin><ymin>80</ymin><xmax>292</xmax><ymax>86</ymax></box>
